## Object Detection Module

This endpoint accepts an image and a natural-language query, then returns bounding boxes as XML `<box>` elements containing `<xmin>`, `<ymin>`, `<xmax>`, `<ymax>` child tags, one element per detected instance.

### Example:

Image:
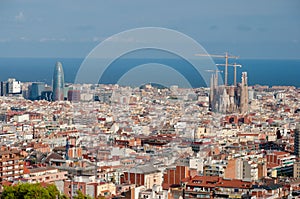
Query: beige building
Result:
<box><xmin>97</xmin><ymin>182</ymin><xmax>116</xmax><ymax>197</ymax></box>
<box><xmin>23</xmin><ymin>167</ymin><xmax>67</xmax><ymax>183</ymax></box>
<box><xmin>123</xmin><ymin>165</ymin><xmax>162</xmax><ymax>189</ymax></box>
<box><xmin>0</xmin><ymin>148</ymin><xmax>24</xmax><ymax>184</ymax></box>
<box><xmin>225</xmin><ymin>157</ymin><xmax>266</xmax><ymax>181</ymax></box>
<box><xmin>293</xmin><ymin>162</ymin><xmax>300</xmax><ymax>178</ymax></box>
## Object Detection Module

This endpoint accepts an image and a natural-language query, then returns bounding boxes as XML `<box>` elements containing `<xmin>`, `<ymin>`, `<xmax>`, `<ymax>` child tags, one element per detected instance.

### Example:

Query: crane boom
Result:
<box><xmin>195</xmin><ymin>54</ymin><xmax>238</xmax><ymax>59</ymax></box>
<box><xmin>195</xmin><ymin>52</ymin><xmax>239</xmax><ymax>86</ymax></box>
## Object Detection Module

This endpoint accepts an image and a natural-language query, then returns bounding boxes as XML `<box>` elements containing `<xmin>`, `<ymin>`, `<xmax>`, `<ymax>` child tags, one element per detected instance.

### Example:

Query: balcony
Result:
<box><xmin>185</xmin><ymin>193</ymin><xmax>210</xmax><ymax>199</ymax></box>
<box><xmin>186</xmin><ymin>187</ymin><xmax>211</xmax><ymax>193</ymax></box>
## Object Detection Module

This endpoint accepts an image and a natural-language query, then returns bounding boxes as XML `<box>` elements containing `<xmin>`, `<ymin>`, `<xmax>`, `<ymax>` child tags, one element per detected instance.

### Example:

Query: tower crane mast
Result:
<box><xmin>216</xmin><ymin>63</ymin><xmax>242</xmax><ymax>86</ymax></box>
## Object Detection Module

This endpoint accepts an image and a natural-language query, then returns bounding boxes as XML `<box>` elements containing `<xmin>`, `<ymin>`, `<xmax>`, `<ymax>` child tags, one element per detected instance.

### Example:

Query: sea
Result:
<box><xmin>0</xmin><ymin>57</ymin><xmax>299</xmax><ymax>88</ymax></box>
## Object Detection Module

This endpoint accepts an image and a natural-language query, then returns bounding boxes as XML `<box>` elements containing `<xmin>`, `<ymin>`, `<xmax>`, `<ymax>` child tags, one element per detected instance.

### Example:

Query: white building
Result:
<box><xmin>7</xmin><ymin>78</ymin><xmax>21</xmax><ymax>94</ymax></box>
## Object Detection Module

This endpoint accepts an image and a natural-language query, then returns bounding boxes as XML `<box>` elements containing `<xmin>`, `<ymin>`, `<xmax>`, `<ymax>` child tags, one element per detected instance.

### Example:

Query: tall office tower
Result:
<box><xmin>0</xmin><ymin>81</ymin><xmax>7</xmax><ymax>96</ymax></box>
<box><xmin>295</xmin><ymin>123</ymin><xmax>300</xmax><ymax>157</ymax></box>
<box><xmin>7</xmin><ymin>78</ymin><xmax>22</xmax><ymax>94</ymax></box>
<box><xmin>29</xmin><ymin>82</ymin><xmax>45</xmax><ymax>100</ymax></box>
<box><xmin>240</xmin><ymin>72</ymin><xmax>248</xmax><ymax>114</ymax></box>
<box><xmin>52</xmin><ymin>62</ymin><xmax>65</xmax><ymax>101</ymax></box>
<box><xmin>1</xmin><ymin>79</ymin><xmax>21</xmax><ymax>96</ymax></box>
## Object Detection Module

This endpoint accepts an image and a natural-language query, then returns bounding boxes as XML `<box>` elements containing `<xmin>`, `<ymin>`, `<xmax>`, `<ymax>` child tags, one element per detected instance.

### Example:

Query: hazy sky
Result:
<box><xmin>0</xmin><ymin>0</ymin><xmax>299</xmax><ymax>58</ymax></box>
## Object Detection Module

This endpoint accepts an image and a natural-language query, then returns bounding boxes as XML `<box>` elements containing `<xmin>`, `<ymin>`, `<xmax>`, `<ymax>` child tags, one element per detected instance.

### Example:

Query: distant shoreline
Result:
<box><xmin>0</xmin><ymin>57</ymin><xmax>299</xmax><ymax>88</ymax></box>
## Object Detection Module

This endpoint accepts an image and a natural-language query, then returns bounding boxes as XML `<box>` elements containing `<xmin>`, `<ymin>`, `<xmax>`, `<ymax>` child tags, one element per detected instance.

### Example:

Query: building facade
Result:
<box><xmin>266</xmin><ymin>151</ymin><xmax>296</xmax><ymax>177</ymax></box>
<box><xmin>0</xmin><ymin>147</ymin><xmax>24</xmax><ymax>184</ymax></box>
<box><xmin>7</xmin><ymin>78</ymin><xmax>22</xmax><ymax>94</ymax></box>
<box><xmin>183</xmin><ymin>176</ymin><xmax>252</xmax><ymax>199</ymax></box>
<box><xmin>1</xmin><ymin>78</ymin><xmax>22</xmax><ymax>96</ymax></box>
<box><xmin>23</xmin><ymin>167</ymin><xmax>67</xmax><ymax>184</ymax></box>
<box><xmin>29</xmin><ymin>82</ymin><xmax>45</xmax><ymax>100</ymax></box>
<box><xmin>209</xmin><ymin>72</ymin><xmax>249</xmax><ymax>114</ymax></box>
<box><xmin>122</xmin><ymin>165</ymin><xmax>162</xmax><ymax>189</ymax></box>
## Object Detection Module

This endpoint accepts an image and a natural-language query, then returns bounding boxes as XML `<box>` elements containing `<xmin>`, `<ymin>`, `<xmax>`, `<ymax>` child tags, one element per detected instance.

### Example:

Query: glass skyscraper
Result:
<box><xmin>29</xmin><ymin>82</ymin><xmax>45</xmax><ymax>100</ymax></box>
<box><xmin>52</xmin><ymin>62</ymin><xmax>65</xmax><ymax>101</ymax></box>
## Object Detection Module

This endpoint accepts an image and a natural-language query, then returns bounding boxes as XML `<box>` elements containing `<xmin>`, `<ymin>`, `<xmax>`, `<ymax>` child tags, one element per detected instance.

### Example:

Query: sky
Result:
<box><xmin>0</xmin><ymin>0</ymin><xmax>299</xmax><ymax>59</ymax></box>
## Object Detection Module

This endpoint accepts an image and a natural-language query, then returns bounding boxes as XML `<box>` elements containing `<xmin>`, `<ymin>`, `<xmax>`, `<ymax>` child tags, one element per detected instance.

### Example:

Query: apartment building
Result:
<box><xmin>23</xmin><ymin>166</ymin><xmax>67</xmax><ymax>183</ymax></box>
<box><xmin>0</xmin><ymin>147</ymin><xmax>24</xmax><ymax>183</ymax></box>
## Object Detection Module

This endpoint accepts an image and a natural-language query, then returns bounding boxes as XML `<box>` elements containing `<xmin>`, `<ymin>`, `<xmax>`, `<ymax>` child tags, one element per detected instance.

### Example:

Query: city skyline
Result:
<box><xmin>1</xmin><ymin>1</ymin><xmax>300</xmax><ymax>199</ymax></box>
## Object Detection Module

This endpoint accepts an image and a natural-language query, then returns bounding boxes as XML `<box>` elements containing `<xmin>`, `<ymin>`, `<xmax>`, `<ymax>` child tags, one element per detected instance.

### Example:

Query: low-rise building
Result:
<box><xmin>122</xmin><ymin>164</ymin><xmax>162</xmax><ymax>189</ymax></box>
<box><xmin>23</xmin><ymin>167</ymin><xmax>67</xmax><ymax>184</ymax></box>
<box><xmin>183</xmin><ymin>176</ymin><xmax>252</xmax><ymax>199</ymax></box>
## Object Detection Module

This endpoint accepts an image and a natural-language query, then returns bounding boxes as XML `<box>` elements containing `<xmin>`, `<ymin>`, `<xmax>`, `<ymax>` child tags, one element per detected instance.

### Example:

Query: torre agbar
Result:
<box><xmin>52</xmin><ymin>61</ymin><xmax>65</xmax><ymax>101</ymax></box>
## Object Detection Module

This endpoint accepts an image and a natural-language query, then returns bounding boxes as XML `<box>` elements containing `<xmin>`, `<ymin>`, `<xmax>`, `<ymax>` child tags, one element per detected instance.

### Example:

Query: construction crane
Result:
<box><xmin>216</xmin><ymin>63</ymin><xmax>242</xmax><ymax>86</ymax></box>
<box><xmin>195</xmin><ymin>52</ymin><xmax>238</xmax><ymax>86</ymax></box>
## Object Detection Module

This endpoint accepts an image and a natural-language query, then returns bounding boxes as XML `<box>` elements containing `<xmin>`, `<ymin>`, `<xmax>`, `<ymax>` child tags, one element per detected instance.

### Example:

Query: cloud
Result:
<box><xmin>15</xmin><ymin>11</ymin><xmax>25</xmax><ymax>22</ymax></box>
<box><xmin>19</xmin><ymin>37</ymin><xmax>30</xmax><ymax>42</ymax></box>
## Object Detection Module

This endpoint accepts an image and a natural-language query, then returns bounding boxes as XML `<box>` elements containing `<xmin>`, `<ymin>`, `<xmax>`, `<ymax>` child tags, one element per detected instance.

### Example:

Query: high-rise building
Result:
<box><xmin>295</xmin><ymin>123</ymin><xmax>300</xmax><ymax>157</ymax></box>
<box><xmin>67</xmin><ymin>90</ymin><xmax>81</xmax><ymax>102</ymax></box>
<box><xmin>52</xmin><ymin>62</ymin><xmax>65</xmax><ymax>101</ymax></box>
<box><xmin>0</xmin><ymin>81</ymin><xmax>8</xmax><ymax>96</ymax></box>
<box><xmin>41</xmin><ymin>91</ymin><xmax>53</xmax><ymax>101</ymax></box>
<box><xmin>7</xmin><ymin>78</ymin><xmax>22</xmax><ymax>94</ymax></box>
<box><xmin>29</xmin><ymin>82</ymin><xmax>45</xmax><ymax>100</ymax></box>
<box><xmin>1</xmin><ymin>79</ymin><xmax>22</xmax><ymax>96</ymax></box>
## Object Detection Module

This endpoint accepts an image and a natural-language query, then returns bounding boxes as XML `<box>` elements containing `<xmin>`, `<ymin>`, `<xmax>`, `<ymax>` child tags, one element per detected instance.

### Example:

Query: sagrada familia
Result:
<box><xmin>209</xmin><ymin>72</ymin><xmax>249</xmax><ymax>114</ymax></box>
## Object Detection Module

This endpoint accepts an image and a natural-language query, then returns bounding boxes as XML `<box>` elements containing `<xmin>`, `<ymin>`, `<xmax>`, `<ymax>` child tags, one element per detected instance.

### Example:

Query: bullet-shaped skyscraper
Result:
<box><xmin>53</xmin><ymin>62</ymin><xmax>65</xmax><ymax>101</ymax></box>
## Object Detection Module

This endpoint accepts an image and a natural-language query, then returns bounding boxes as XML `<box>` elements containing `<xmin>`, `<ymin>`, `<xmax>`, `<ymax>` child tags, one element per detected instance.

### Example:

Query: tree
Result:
<box><xmin>1</xmin><ymin>183</ymin><xmax>62</xmax><ymax>199</ymax></box>
<box><xmin>73</xmin><ymin>190</ymin><xmax>93</xmax><ymax>199</ymax></box>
